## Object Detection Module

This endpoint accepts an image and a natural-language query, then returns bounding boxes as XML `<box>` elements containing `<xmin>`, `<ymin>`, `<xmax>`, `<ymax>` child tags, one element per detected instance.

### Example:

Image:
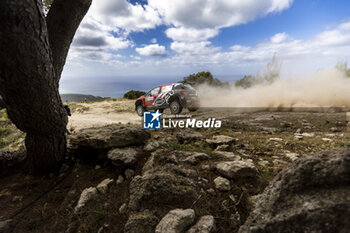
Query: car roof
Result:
<box><xmin>153</xmin><ymin>83</ymin><xmax>182</xmax><ymax>88</ymax></box>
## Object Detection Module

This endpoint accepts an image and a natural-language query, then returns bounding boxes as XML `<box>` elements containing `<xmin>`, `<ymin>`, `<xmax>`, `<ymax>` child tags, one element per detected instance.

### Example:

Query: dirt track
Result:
<box><xmin>68</xmin><ymin>99</ymin><xmax>350</xmax><ymax>134</ymax></box>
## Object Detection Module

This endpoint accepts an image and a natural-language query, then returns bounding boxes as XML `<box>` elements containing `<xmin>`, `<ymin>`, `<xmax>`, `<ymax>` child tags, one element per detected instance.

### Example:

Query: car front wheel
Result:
<box><xmin>169</xmin><ymin>100</ymin><xmax>183</xmax><ymax>114</ymax></box>
<box><xmin>136</xmin><ymin>105</ymin><xmax>144</xmax><ymax>116</ymax></box>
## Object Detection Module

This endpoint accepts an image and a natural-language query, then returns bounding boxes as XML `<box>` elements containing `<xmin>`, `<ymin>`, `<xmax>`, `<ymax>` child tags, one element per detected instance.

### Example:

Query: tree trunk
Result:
<box><xmin>0</xmin><ymin>0</ymin><xmax>91</xmax><ymax>173</ymax></box>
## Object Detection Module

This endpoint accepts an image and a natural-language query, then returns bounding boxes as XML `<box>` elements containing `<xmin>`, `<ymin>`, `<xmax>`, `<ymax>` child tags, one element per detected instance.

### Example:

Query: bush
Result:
<box><xmin>123</xmin><ymin>90</ymin><xmax>146</xmax><ymax>99</ymax></box>
<box><xmin>181</xmin><ymin>71</ymin><xmax>227</xmax><ymax>87</ymax></box>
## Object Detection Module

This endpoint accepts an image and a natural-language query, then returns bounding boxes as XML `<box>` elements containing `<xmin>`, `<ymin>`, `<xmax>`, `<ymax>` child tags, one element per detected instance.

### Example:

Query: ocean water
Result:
<box><xmin>59</xmin><ymin>75</ymin><xmax>239</xmax><ymax>97</ymax></box>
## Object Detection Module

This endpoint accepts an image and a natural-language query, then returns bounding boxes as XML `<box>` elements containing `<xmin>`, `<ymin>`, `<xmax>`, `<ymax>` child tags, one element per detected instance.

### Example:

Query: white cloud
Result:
<box><xmin>149</xmin><ymin>0</ymin><xmax>293</xmax><ymax>29</ymax></box>
<box><xmin>88</xmin><ymin>0</ymin><xmax>162</xmax><ymax>33</ymax></box>
<box><xmin>136</xmin><ymin>44</ymin><xmax>166</xmax><ymax>56</ymax></box>
<box><xmin>68</xmin><ymin>17</ymin><xmax>133</xmax><ymax>62</ymax></box>
<box><xmin>170</xmin><ymin>41</ymin><xmax>220</xmax><ymax>54</ymax></box>
<box><xmin>151</xmin><ymin>38</ymin><xmax>157</xmax><ymax>43</ymax></box>
<box><xmin>166</xmin><ymin>27</ymin><xmax>219</xmax><ymax>41</ymax></box>
<box><xmin>270</xmin><ymin>32</ymin><xmax>290</xmax><ymax>43</ymax></box>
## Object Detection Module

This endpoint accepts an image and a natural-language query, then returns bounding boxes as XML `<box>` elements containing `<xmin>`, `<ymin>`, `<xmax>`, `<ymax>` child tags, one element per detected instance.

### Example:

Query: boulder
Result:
<box><xmin>206</xmin><ymin>135</ymin><xmax>237</xmax><ymax>148</ymax></box>
<box><xmin>75</xmin><ymin>187</ymin><xmax>98</xmax><ymax>212</ymax></box>
<box><xmin>214</xmin><ymin>176</ymin><xmax>231</xmax><ymax>191</ymax></box>
<box><xmin>107</xmin><ymin>147</ymin><xmax>139</xmax><ymax>167</ymax></box>
<box><xmin>69</xmin><ymin>124</ymin><xmax>150</xmax><ymax>150</ymax></box>
<box><xmin>215</xmin><ymin>160</ymin><xmax>258</xmax><ymax>180</ymax></box>
<box><xmin>124</xmin><ymin>210</ymin><xmax>159</xmax><ymax>233</ymax></box>
<box><xmin>128</xmin><ymin>167</ymin><xmax>198</xmax><ymax>212</ymax></box>
<box><xmin>186</xmin><ymin>215</ymin><xmax>216</xmax><ymax>233</ymax></box>
<box><xmin>176</xmin><ymin>129</ymin><xmax>203</xmax><ymax>144</ymax></box>
<box><xmin>155</xmin><ymin>209</ymin><xmax>195</xmax><ymax>233</ymax></box>
<box><xmin>239</xmin><ymin>150</ymin><xmax>350</xmax><ymax>233</ymax></box>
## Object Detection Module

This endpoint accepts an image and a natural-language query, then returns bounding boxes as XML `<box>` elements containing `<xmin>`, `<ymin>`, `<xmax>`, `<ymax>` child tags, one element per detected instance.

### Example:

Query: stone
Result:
<box><xmin>239</xmin><ymin>150</ymin><xmax>350</xmax><ymax>233</ymax></box>
<box><xmin>214</xmin><ymin>151</ymin><xmax>241</xmax><ymax>160</ymax></box>
<box><xmin>301</xmin><ymin>132</ymin><xmax>315</xmax><ymax>137</ymax></box>
<box><xmin>96</xmin><ymin>178</ymin><xmax>114</xmax><ymax>194</ymax></box>
<box><xmin>125</xmin><ymin>169</ymin><xmax>135</xmax><ymax>180</ymax></box>
<box><xmin>12</xmin><ymin>195</ymin><xmax>23</xmax><ymax>202</ymax></box>
<box><xmin>214</xmin><ymin>144</ymin><xmax>231</xmax><ymax>151</ymax></box>
<box><xmin>207</xmin><ymin>188</ymin><xmax>216</xmax><ymax>196</ymax></box>
<box><xmin>69</xmin><ymin>124</ymin><xmax>150</xmax><ymax>150</ymax></box>
<box><xmin>176</xmin><ymin>129</ymin><xmax>203</xmax><ymax>144</ymax></box>
<box><xmin>128</xmin><ymin>168</ymin><xmax>197</xmax><ymax>212</ymax></box>
<box><xmin>116</xmin><ymin>175</ymin><xmax>124</xmax><ymax>184</ymax></box>
<box><xmin>119</xmin><ymin>203</ymin><xmax>127</xmax><ymax>214</ymax></box>
<box><xmin>144</xmin><ymin>140</ymin><xmax>160</xmax><ymax>152</ymax></box>
<box><xmin>155</xmin><ymin>209</ymin><xmax>195</xmax><ymax>233</ymax></box>
<box><xmin>215</xmin><ymin>160</ymin><xmax>258</xmax><ymax>180</ymax></box>
<box><xmin>107</xmin><ymin>147</ymin><xmax>139</xmax><ymax>166</ymax></box>
<box><xmin>181</xmin><ymin>152</ymin><xmax>209</xmax><ymax>165</ymax></box>
<box><xmin>124</xmin><ymin>210</ymin><xmax>159</xmax><ymax>233</ymax></box>
<box><xmin>294</xmin><ymin>135</ymin><xmax>303</xmax><ymax>140</ymax></box>
<box><xmin>75</xmin><ymin>187</ymin><xmax>98</xmax><ymax>212</ymax></box>
<box><xmin>285</xmin><ymin>152</ymin><xmax>300</xmax><ymax>161</ymax></box>
<box><xmin>186</xmin><ymin>215</ymin><xmax>215</xmax><ymax>233</ymax></box>
<box><xmin>330</xmin><ymin>127</ymin><xmax>341</xmax><ymax>133</ymax></box>
<box><xmin>268</xmin><ymin>138</ymin><xmax>283</xmax><ymax>142</ymax></box>
<box><xmin>206</xmin><ymin>135</ymin><xmax>237</xmax><ymax>148</ymax></box>
<box><xmin>258</xmin><ymin>160</ymin><xmax>269</xmax><ymax>167</ymax></box>
<box><xmin>214</xmin><ymin>177</ymin><xmax>231</xmax><ymax>191</ymax></box>
<box><xmin>95</xmin><ymin>165</ymin><xmax>101</xmax><ymax>170</ymax></box>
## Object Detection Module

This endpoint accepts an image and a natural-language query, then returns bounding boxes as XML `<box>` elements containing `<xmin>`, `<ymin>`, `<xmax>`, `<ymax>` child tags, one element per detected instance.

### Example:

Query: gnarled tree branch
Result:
<box><xmin>46</xmin><ymin>0</ymin><xmax>92</xmax><ymax>82</ymax></box>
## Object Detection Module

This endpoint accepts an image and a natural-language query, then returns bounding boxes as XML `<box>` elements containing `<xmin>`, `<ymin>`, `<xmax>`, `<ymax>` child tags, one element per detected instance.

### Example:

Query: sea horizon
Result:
<box><xmin>59</xmin><ymin>75</ymin><xmax>242</xmax><ymax>98</ymax></box>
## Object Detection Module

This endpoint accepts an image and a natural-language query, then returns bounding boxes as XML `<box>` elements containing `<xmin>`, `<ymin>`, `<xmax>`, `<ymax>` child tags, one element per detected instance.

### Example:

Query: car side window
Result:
<box><xmin>174</xmin><ymin>84</ymin><xmax>183</xmax><ymax>90</ymax></box>
<box><xmin>150</xmin><ymin>87</ymin><xmax>160</xmax><ymax>95</ymax></box>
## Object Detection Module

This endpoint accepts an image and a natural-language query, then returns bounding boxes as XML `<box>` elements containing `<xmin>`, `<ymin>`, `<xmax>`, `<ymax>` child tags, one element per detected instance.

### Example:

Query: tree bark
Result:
<box><xmin>47</xmin><ymin>0</ymin><xmax>92</xmax><ymax>81</ymax></box>
<box><xmin>0</xmin><ymin>0</ymin><xmax>91</xmax><ymax>173</ymax></box>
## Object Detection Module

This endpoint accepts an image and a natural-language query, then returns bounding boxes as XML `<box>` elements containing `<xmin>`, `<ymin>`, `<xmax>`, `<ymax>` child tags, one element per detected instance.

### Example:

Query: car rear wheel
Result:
<box><xmin>136</xmin><ymin>105</ymin><xmax>144</xmax><ymax>116</ymax></box>
<box><xmin>170</xmin><ymin>100</ymin><xmax>182</xmax><ymax>114</ymax></box>
<box><xmin>188</xmin><ymin>107</ymin><xmax>198</xmax><ymax>112</ymax></box>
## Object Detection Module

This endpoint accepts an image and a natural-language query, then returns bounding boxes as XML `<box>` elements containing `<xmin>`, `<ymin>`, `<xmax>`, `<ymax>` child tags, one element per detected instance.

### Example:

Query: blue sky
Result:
<box><xmin>62</xmin><ymin>0</ymin><xmax>350</xmax><ymax>82</ymax></box>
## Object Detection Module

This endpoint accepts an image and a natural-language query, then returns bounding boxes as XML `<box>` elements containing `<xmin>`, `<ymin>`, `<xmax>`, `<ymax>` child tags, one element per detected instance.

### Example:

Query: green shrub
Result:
<box><xmin>123</xmin><ymin>90</ymin><xmax>146</xmax><ymax>99</ymax></box>
<box><xmin>181</xmin><ymin>71</ymin><xmax>227</xmax><ymax>87</ymax></box>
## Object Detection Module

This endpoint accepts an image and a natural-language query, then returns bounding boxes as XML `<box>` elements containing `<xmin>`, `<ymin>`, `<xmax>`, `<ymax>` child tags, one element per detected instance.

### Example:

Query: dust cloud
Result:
<box><xmin>198</xmin><ymin>68</ymin><xmax>350</xmax><ymax>108</ymax></box>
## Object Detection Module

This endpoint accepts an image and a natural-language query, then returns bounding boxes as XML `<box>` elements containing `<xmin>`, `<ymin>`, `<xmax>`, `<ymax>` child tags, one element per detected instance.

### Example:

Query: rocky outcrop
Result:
<box><xmin>155</xmin><ymin>209</ymin><xmax>195</xmax><ymax>233</ymax></box>
<box><xmin>186</xmin><ymin>215</ymin><xmax>216</xmax><ymax>233</ymax></box>
<box><xmin>239</xmin><ymin>150</ymin><xmax>350</xmax><ymax>233</ymax></box>
<box><xmin>69</xmin><ymin>124</ymin><xmax>150</xmax><ymax>150</ymax></box>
